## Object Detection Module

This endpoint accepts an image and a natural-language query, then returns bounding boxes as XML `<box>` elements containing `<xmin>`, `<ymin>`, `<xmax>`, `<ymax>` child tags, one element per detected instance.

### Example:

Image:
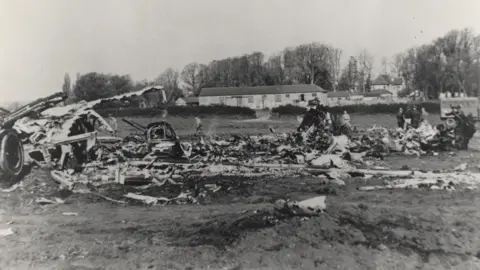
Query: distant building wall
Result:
<box><xmin>199</xmin><ymin>92</ymin><xmax>327</xmax><ymax>109</ymax></box>
<box><xmin>175</xmin><ymin>98</ymin><xmax>187</xmax><ymax>106</ymax></box>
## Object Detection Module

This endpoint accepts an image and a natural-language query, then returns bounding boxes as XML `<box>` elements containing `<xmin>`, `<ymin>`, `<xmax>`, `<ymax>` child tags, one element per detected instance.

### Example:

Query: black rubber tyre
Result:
<box><xmin>0</xmin><ymin>130</ymin><xmax>24</xmax><ymax>177</ymax></box>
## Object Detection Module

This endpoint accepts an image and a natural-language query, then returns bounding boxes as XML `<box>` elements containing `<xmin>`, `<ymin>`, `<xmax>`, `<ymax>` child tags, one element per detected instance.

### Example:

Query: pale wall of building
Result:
<box><xmin>199</xmin><ymin>92</ymin><xmax>327</xmax><ymax>109</ymax></box>
<box><xmin>371</xmin><ymin>84</ymin><xmax>404</xmax><ymax>97</ymax></box>
<box><xmin>175</xmin><ymin>98</ymin><xmax>186</xmax><ymax>106</ymax></box>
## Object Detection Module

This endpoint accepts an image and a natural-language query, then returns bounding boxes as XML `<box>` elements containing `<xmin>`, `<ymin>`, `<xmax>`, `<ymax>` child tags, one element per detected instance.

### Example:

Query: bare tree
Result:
<box><xmin>155</xmin><ymin>68</ymin><xmax>181</xmax><ymax>102</ymax></box>
<box><xmin>357</xmin><ymin>49</ymin><xmax>374</xmax><ymax>92</ymax></box>
<box><xmin>294</xmin><ymin>42</ymin><xmax>330</xmax><ymax>85</ymax></box>
<box><xmin>326</xmin><ymin>46</ymin><xmax>342</xmax><ymax>91</ymax></box>
<box><xmin>392</xmin><ymin>53</ymin><xmax>404</xmax><ymax>77</ymax></box>
<box><xmin>283</xmin><ymin>48</ymin><xmax>301</xmax><ymax>84</ymax></box>
<box><xmin>247</xmin><ymin>52</ymin><xmax>265</xmax><ymax>86</ymax></box>
<box><xmin>181</xmin><ymin>62</ymin><xmax>200</xmax><ymax>95</ymax></box>
<box><xmin>62</xmin><ymin>73</ymin><xmax>71</xmax><ymax>96</ymax></box>
<box><xmin>394</xmin><ymin>48</ymin><xmax>417</xmax><ymax>91</ymax></box>
<box><xmin>381</xmin><ymin>56</ymin><xmax>388</xmax><ymax>74</ymax></box>
<box><xmin>196</xmin><ymin>64</ymin><xmax>212</xmax><ymax>89</ymax></box>
<box><xmin>264</xmin><ymin>53</ymin><xmax>285</xmax><ymax>85</ymax></box>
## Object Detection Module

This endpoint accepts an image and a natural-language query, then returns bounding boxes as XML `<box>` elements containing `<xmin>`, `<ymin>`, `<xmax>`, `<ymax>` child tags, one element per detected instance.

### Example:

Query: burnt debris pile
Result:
<box><xmin>0</xmin><ymin>90</ymin><xmax>477</xmax><ymax>205</ymax></box>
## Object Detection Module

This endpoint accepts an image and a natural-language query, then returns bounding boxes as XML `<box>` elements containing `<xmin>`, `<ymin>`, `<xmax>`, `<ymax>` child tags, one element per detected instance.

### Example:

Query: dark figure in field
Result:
<box><xmin>434</xmin><ymin>124</ymin><xmax>454</xmax><ymax>151</ymax></box>
<box><xmin>403</xmin><ymin>105</ymin><xmax>413</xmax><ymax>129</ymax></box>
<box><xmin>446</xmin><ymin>105</ymin><xmax>476</xmax><ymax>150</ymax></box>
<box><xmin>194</xmin><ymin>117</ymin><xmax>203</xmax><ymax>135</ymax></box>
<box><xmin>411</xmin><ymin>106</ymin><xmax>422</xmax><ymax>129</ymax></box>
<box><xmin>396</xmin><ymin>108</ymin><xmax>405</xmax><ymax>129</ymax></box>
<box><xmin>298</xmin><ymin>103</ymin><xmax>326</xmax><ymax>132</ymax></box>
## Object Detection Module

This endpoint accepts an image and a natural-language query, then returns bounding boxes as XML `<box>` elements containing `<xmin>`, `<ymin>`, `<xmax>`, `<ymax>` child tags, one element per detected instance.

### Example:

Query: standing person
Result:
<box><xmin>107</xmin><ymin>114</ymin><xmax>118</xmax><ymax>137</ymax></box>
<box><xmin>324</xmin><ymin>111</ymin><xmax>333</xmax><ymax>133</ymax></box>
<box><xmin>446</xmin><ymin>105</ymin><xmax>467</xmax><ymax>149</ymax></box>
<box><xmin>396</xmin><ymin>107</ymin><xmax>405</xmax><ymax>129</ymax></box>
<box><xmin>411</xmin><ymin>105</ymin><xmax>421</xmax><ymax>129</ymax></box>
<box><xmin>403</xmin><ymin>105</ymin><xmax>413</xmax><ymax>129</ymax></box>
<box><xmin>455</xmin><ymin>105</ymin><xmax>474</xmax><ymax>150</ymax></box>
<box><xmin>338</xmin><ymin>110</ymin><xmax>352</xmax><ymax>136</ymax></box>
<box><xmin>194</xmin><ymin>116</ymin><xmax>203</xmax><ymax>135</ymax></box>
<box><xmin>341</xmin><ymin>110</ymin><xmax>351</xmax><ymax>127</ymax></box>
<box><xmin>421</xmin><ymin>107</ymin><xmax>429</xmax><ymax>119</ymax></box>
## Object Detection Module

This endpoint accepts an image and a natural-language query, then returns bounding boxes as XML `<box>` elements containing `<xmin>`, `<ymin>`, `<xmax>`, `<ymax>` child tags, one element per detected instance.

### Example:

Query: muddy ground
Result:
<box><xmin>1</xmin><ymin>114</ymin><xmax>480</xmax><ymax>269</ymax></box>
<box><xmin>1</xmin><ymin>150</ymin><xmax>480</xmax><ymax>270</ymax></box>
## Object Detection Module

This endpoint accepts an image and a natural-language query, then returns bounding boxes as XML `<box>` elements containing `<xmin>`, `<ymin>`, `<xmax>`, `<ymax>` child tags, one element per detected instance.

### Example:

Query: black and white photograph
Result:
<box><xmin>1</xmin><ymin>0</ymin><xmax>480</xmax><ymax>269</ymax></box>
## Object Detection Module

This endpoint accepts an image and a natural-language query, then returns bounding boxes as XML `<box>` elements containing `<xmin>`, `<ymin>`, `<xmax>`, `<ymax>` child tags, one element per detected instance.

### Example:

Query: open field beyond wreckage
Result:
<box><xmin>4</xmin><ymin>114</ymin><xmax>480</xmax><ymax>269</ymax></box>
<box><xmin>116</xmin><ymin>113</ymin><xmax>444</xmax><ymax>138</ymax></box>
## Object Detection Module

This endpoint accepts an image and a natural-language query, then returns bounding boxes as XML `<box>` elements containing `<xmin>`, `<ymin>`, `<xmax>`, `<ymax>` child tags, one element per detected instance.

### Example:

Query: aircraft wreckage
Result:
<box><xmin>0</xmin><ymin>86</ymin><xmax>174</xmax><ymax>178</ymax></box>
<box><xmin>0</xmin><ymin>85</ymin><xmax>478</xmax><ymax>204</ymax></box>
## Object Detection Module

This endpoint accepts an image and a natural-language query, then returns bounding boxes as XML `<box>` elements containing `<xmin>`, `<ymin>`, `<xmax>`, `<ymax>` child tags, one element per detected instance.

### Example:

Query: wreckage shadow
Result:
<box><xmin>0</xmin><ymin>164</ymin><xmax>33</xmax><ymax>189</ymax></box>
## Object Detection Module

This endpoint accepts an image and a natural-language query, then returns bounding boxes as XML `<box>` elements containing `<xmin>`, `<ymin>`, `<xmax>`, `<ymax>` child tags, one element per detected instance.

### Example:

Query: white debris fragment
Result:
<box><xmin>297</xmin><ymin>196</ymin><xmax>327</xmax><ymax>213</ymax></box>
<box><xmin>360</xmin><ymin>172</ymin><xmax>480</xmax><ymax>191</ymax></box>
<box><xmin>50</xmin><ymin>171</ymin><xmax>74</xmax><ymax>190</ymax></box>
<box><xmin>62</xmin><ymin>212</ymin><xmax>79</xmax><ymax>216</ymax></box>
<box><xmin>124</xmin><ymin>193</ymin><xmax>168</xmax><ymax>205</ymax></box>
<box><xmin>454</xmin><ymin>163</ymin><xmax>468</xmax><ymax>172</ymax></box>
<box><xmin>207</xmin><ymin>165</ymin><xmax>236</xmax><ymax>173</ymax></box>
<box><xmin>275</xmin><ymin>196</ymin><xmax>327</xmax><ymax>216</ymax></box>
<box><xmin>35</xmin><ymin>197</ymin><xmax>65</xmax><ymax>205</ymax></box>
<box><xmin>0</xmin><ymin>228</ymin><xmax>14</xmax><ymax>237</ymax></box>
<box><xmin>310</xmin><ymin>154</ymin><xmax>352</xmax><ymax>169</ymax></box>
<box><xmin>1</xmin><ymin>182</ymin><xmax>23</xmax><ymax>193</ymax></box>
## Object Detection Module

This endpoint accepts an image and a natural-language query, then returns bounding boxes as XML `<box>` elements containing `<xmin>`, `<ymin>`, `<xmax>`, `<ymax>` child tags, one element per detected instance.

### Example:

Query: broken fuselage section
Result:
<box><xmin>4</xmin><ymin>86</ymin><xmax>167</xmax><ymax>175</ymax></box>
<box><xmin>122</xmin><ymin>118</ymin><xmax>192</xmax><ymax>160</ymax></box>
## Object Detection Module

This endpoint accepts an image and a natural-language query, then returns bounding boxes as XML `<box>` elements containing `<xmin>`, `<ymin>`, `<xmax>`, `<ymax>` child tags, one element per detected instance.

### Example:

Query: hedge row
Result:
<box><xmin>271</xmin><ymin>102</ymin><xmax>441</xmax><ymax>116</ymax></box>
<box><xmin>95</xmin><ymin>104</ymin><xmax>256</xmax><ymax>118</ymax></box>
<box><xmin>95</xmin><ymin>102</ymin><xmax>442</xmax><ymax>118</ymax></box>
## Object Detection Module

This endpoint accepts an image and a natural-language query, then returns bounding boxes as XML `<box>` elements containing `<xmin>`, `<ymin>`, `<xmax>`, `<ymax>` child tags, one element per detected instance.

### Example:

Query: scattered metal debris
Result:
<box><xmin>0</xmin><ymin>87</ymin><xmax>477</xmax><ymax>207</ymax></box>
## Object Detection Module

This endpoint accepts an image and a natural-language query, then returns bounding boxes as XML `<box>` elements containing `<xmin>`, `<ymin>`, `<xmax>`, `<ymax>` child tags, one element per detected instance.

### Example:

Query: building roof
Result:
<box><xmin>199</xmin><ymin>84</ymin><xmax>326</xmax><ymax>97</ymax></box>
<box><xmin>363</xmin><ymin>89</ymin><xmax>392</xmax><ymax>97</ymax></box>
<box><xmin>372</xmin><ymin>74</ymin><xmax>403</xmax><ymax>86</ymax></box>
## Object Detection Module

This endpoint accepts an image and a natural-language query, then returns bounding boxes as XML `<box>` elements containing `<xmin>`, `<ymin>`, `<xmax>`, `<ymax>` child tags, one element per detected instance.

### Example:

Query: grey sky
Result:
<box><xmin>1</xmin><ymin>0</ymin><xmax>479</xmax><ymax>102</ymax></box>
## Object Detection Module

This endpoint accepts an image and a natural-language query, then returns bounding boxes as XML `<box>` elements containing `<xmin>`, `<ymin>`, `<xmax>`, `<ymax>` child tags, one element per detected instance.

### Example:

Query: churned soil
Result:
<box><xmin>1</xmin><ymin>160</ymin><xmax>480</xmax><ymax>269</ymax></box>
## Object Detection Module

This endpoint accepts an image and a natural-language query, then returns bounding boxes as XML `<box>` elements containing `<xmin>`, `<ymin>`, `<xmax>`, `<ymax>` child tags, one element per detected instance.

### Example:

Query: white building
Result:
<box><xmin>371</xmin><ymin>74</ymin><xmax>404</xmax><ymax>97</ymax></box>
<box><xmin>326</xmin><ymin>91</ymin><xmax>363</xmax><ymax>103</ymax></box>
<box><xmin>198</xmin><ymin>84</ymin><xmax>327</xmax><ymax>109</ymax></box>
<box><xmin>175</xmin><ymin>97</ymin><xmax>187</xmax><ymax>106</ymax></box>
<box><xmin>362</xmin><ymin>89</ymin><xmax>393</xmax><ymax>101</ymax></box>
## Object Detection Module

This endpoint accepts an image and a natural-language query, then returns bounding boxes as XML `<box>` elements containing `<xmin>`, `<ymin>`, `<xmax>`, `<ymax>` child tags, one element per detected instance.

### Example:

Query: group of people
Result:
<box><xmin>396</xmin><ymin>104</ymin><xmax>476</xmax><ymax>150</ymax></box>
<box><xmin>396</xmin><ymin>105</ymin><xmax>429</xmax><ymax>130</ymax></box>
<box><xmin>298</xmin><ymin>99</ymin><xmax>351</xmax><ymax>136</ymax></box>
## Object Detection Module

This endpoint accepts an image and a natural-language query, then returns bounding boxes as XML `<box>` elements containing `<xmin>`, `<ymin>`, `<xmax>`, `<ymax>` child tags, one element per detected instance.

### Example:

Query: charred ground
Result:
<box><xmin>0</xmin><ymin>115</ymin><xmax>480</xmax><ymax>269</ymax></box>
<box><xmin>0</xmin><ymin>154</ymin><xmax>480</xmax><ymax>269</ymax></box>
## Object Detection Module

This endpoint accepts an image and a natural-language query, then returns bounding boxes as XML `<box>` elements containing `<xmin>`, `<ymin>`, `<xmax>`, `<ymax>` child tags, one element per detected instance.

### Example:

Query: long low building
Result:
<box><xmin>198</xmin><ymin>84</ymin><xmax>327</xmax><ymax>109</ymax></box>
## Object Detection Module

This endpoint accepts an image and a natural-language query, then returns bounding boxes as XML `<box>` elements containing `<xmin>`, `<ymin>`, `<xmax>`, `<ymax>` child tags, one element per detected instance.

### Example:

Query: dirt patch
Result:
<box><xmin>1</xmin><ymin>161</ymin><xmax>480</xmax><ymax>269</ymax></box>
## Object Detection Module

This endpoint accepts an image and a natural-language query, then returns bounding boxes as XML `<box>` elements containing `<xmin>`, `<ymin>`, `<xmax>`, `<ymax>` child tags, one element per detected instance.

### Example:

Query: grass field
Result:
<box><xmin>116</xmin><ymin>113</ymin><xmax>443</xmax><ymax>138</ymax></box>
<box><xmin>2</xmin><ymin>113</ymin><xmax>480</xmax><ymax>269</ymax></box>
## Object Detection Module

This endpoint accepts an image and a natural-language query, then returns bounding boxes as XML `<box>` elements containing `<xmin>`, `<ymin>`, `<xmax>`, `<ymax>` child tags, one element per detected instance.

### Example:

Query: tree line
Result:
<box><xmin>393</xmin><ymin>28</ymin><xmax>480</xmax><ymax>98</ymax></box>
<box><xmin>62</xmin><ymin>27</ymin><xmax>480</xmax><ymax>103</ymax></box>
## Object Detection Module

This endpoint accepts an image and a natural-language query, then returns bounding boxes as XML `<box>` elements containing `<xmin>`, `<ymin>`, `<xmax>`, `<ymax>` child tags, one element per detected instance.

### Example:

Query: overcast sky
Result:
<box><xmin>1</xmin><ymin>0</ymin><xmax>479</xmax><ymax>103</ymax></box>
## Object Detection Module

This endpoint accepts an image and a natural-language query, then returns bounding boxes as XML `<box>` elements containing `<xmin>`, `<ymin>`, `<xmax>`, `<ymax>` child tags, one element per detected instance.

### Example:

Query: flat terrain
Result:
<box><xmin>1</xmin><ymin>113</ymin><xmax>480</xmax><ymax>270</ymax></box>
<box><xmin>116</xmin><ymin>113</ymin><xmax>443</xmax><ymax>138</ymax></box>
